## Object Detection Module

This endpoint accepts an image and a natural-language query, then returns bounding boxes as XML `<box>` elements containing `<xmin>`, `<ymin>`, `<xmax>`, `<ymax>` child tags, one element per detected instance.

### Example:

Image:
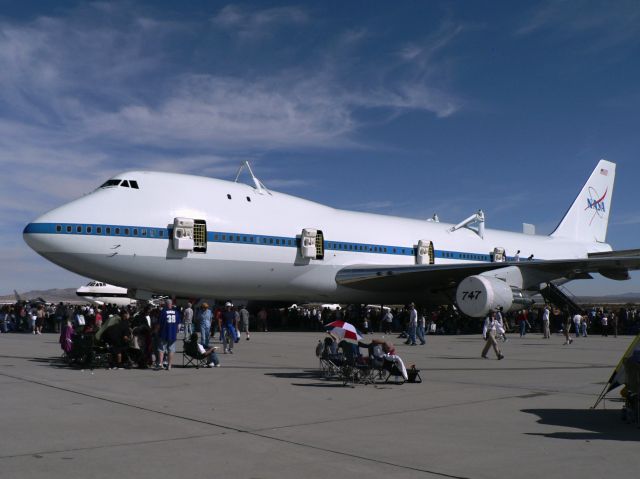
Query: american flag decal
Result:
<box><xmin>600</xmin><ymin>168</ymin><xmax>608</xmax><ymax>176</ymax></box>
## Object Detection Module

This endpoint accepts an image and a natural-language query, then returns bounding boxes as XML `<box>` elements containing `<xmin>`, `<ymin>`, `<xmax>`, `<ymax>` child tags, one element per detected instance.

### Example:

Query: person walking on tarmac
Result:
<box><xmin>482</xmin><ymin>310</ymin><xmax>504</xmax><ymax>360</ymax></box>
<box><xmin>220</xmin><ymin>302</ymin><xmax>238</xmax><ymax>354</ymax></box>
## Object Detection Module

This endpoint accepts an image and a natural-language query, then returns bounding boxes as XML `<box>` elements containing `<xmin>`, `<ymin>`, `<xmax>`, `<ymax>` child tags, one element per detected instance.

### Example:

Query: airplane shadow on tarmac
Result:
<box><xmin>523</xmin><ymin>408</ymin><xmax>640</xmax><ymax>441</ymax></box>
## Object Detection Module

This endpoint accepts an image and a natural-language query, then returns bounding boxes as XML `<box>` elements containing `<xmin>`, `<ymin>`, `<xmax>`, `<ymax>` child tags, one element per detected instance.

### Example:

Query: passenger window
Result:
<box><xmin>124</xmin><ymin>228</ymin><xmax>130</xmax><ymax>235</ymax></box>
<box><xmin>106</xmin><ymin>227</ymin><xmax>111</xmax><ymax>234</ymax></box>
<box><xmin>222</xmin><ymin>234</ymin><xmax>226</xmax><ymax>241</ymax></box>
<box><xmin>66</xmin><ymin>225</ymin><xmax>72</xmax><ymax>233</ymax></box>
<box><xmin>115</xmin><ymin>228</ymin><xmax>121</xmax><ymax>235</ymax></box>
<box><xmin>56</xmin><ymin>225</ymin><xmax>62</xmax><ymax>232</ymax></box>
<box><xmin>87</xmin><ymin>226</ymin><xmax>92</xmax><ymax>234</ymax></box>
<box><xmin>141</xmin><ymin>229</ymin><xmax>147</xmax><ymax>236</ymax></box>
<box><xmin>158</xmin><ymin>230</ymin><xmax>164</xmax><ymax>237</ymax></box>
<box><xmin>77</xmin><ymin>226</ymin><xmax>82</xmax><ymax>233</ymax></box>
<box><xmin>97</xmin><ymin>227</ymin><xmax>102</xmax><ymax>234</ymax></box>
<box><xmin>133</xmin><ymin>228</ymin><xmax>138</xmax><ymax>236</ymax></box>
<box><xmin>214</xmin><ymin>234</ymin><xmax>219</xmax><ymax>240</ymax></box>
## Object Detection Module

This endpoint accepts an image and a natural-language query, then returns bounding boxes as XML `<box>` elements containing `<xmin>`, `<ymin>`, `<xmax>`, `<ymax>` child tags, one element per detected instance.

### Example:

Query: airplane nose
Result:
<box><xmin>23</xmin><ymin>218</ymin><xmax>59</xmax><ymax>256</ymax></box>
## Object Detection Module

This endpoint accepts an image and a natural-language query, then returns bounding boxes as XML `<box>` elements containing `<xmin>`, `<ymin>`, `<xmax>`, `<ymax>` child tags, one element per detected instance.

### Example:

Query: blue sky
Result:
<box><xmin>1</xmin><ymin>1</ymin><xmax>639</xmax><ymax>296</ymax></box>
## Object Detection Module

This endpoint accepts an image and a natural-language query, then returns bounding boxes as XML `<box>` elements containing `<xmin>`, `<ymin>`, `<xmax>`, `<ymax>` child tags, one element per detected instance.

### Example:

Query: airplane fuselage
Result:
<box><xmin>24</xmin><ymin>171</ymin><xmax>612</xmax><ymax>304</ymax></box>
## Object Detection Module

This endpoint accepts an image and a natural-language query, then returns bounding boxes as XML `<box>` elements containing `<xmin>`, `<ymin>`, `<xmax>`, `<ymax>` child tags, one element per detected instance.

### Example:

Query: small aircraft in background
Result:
<box><xmin>76</xmin><ymin>281</ymin><xmax>137</xmax><ymax>307</ymax></box>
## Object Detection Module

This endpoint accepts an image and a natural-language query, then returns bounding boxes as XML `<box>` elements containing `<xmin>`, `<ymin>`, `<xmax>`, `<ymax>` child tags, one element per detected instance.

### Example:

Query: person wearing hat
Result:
<box><xmin>199</xmin><ymin>303</ymin><xmax>212</xmax><ymax>348</ymax></box>
<box><xmin>220</xmin><ymin>302</ymin><xmax>237</xmax><ymax>354</ymax></box>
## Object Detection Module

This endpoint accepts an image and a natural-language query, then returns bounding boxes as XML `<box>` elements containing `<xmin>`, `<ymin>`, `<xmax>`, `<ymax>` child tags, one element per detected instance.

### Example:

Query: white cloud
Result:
<box><xmin>0</xmin><ymin>3</ymin><xmax>468</xmax><ymax>292</ymax></box>
<box><xmin>516</xmin><ymin>0</ymin><xmax>640</xmax><ymax>51</ymax></box>
<box><xmin>212</xmin><ymin>4</ymin><xmax>307</xmax><ymax>39</ymax></box>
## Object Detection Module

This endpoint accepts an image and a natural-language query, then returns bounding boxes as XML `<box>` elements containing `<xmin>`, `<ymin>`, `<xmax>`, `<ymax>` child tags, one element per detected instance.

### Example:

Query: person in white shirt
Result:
<box><xmin>382</xmin><ymin>309</ymin><xmax>393</xmax><ymax>334</ymax></box>
<box><xmin>404</xmin><ymin>303</ymin><xmax>418</xmax><ymax>345</ymax></box>
<box><xmin>572</xmin><ymin>313</ymin><xmax>582</xmax><ymax>339</ymax></box>
<box><xmin>542</xmin><ymin>305</ymin><xmax>551</xmax><ymax>339</ymax></box>
<box><xmin>482</xmin><ymin>311</ymin><xmax>504</xmax><ymax>360</ymax></box>
<box><xmin>601</xmin><ymin>313</ymin><xmax>609</xmax><ymax>337</ymax></box>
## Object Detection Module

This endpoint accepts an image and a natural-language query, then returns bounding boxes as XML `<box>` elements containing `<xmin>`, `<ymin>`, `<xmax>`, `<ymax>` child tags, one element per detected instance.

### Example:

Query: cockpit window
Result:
<box><xmin>100</xmin><ymin>179</ymin><xmax>139</xmax><ymax>189</ymax></box>
<box><xmin>100</xmin><ymin>179</ymin><xmax>122</xmax><ymax>188</ymax></box>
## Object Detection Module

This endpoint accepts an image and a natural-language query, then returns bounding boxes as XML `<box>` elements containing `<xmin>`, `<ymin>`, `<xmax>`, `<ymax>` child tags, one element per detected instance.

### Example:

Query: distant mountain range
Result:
<box><xmin>0</xmin><ymin>288</ymin><xmax>81</xmax><ymax>303</ymax></box>
<box><xmin>2</xmin><ymin>287</ymin><xmax>640</xmax><ymax>306</ymax></box>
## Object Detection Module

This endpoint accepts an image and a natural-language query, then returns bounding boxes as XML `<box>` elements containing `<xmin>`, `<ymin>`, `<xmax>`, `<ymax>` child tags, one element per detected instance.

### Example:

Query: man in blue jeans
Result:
<box><xmin>199</xmin><ymin>303</ymin><xmax>212</xmax><ymax>348</ymax></box>
<box><xmin>416</xmin><ymin>309</ymin><xmax>426</xmax><ymax>345</ymax></box>
<box><xmin>220</xmin><ymin>302</ymin><xmax>238</xmax><ymax>354</ymax></box>
<box><xmin>404</xmin><ymin>303</ymin><xmax>418</xmax><ymax>346</ymax></box>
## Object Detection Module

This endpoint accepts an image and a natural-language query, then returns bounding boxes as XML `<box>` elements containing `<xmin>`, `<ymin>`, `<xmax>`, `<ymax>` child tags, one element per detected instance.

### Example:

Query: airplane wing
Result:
<box><xmin>335</xmin><ymin>255</ymin><xmax>640</xmax><ymax>292</ymax></box>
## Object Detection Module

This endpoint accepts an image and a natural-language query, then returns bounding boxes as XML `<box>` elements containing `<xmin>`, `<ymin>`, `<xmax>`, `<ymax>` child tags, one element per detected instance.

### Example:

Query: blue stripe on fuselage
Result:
<box><xmin>23</xmin><ymin>222</ymin><xmax>501</xmax><ymax>261</ymax></box>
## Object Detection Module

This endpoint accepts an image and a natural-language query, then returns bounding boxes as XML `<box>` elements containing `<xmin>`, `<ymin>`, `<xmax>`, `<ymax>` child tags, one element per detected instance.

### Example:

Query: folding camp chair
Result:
<box><xmin>182</xmin><ymin>339</ymin><xmax>208</xmax><ymax>368</ymax></box>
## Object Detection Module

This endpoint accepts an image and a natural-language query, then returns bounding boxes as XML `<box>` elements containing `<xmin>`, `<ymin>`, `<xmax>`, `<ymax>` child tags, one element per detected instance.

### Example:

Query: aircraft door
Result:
<box><xmin>173</xmin><ymin>217</ymin><xmax>194</xmax><ymax>251</ymax></box>
<box><xmin>492</xmin><ymin>247</ymin><xmax>505</xmax><ymax>262</ymax></box>
<box><xmin>416</xmin><ymin>239</ymin><xmax>435</xmax><ymax>265</ymax></box>
<box><xmin>300</xmin><ymin>228</ymin><xmax>324</xmax><ymax>260</ymax></box>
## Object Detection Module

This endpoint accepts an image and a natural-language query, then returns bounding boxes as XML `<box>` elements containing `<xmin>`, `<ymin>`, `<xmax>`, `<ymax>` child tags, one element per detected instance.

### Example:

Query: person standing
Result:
<box><xmin>257</xmin><ymin>308</ymin><xmax>268</xmax><ymax>332</ymax></box>
<box><xmin>563</xmin><ymin>312</ymin><xmax>574</xmax><ymax>345</ymax></box>
<box><xmin>542</xmin><ymin>305</ymin><xmax>551</xmax><ymax>339</ymax></box>
<box><xmin>482</xmin><ymin>311</ymin><xmax>504</xmax><ymax>360</ymax></box>
<box><xmin>601</xmin><ymin>312</ymin><xmax>609</xmax><ymax>337</ymax></box>
<box><xmin>405</xmin><ymin>303</ymin><xmax>418</xmax><ymax>346</ymax></box>
<box><xmin>156</xmin><ymin>299</ymin><xmax>181</xmax><ymax>371</ymax></box>
<box><xmin>220</xmin><ymin>302</ymin><xmax>237</xmax><ymax>353</ymax></box>
<box><xmin>382</xmin><ymin>308</ymin><xmax>393</xmax><ymax>334</ymax></box>
<box><xmin>239</xmin><ymin>305</ymin><xmax>250</xmax><ymax>340</ymax></box>
<box><xmin>417</xmin><ymin>309</ymin><xmax>426</xmax><ymax>345</ymax></box>
<box><xmin>573</xmin><ymin>312</ymin><xmax>582</xmax><ymax>339</ymax></box>
<box><xmin>199</xmin><ymin>303</ymin><xmax>212</xmax><ymax>348</ymax></box>
<box><xmin>183</xmin><ymin>302</ymin><xmax>194</xmax><ymax>339</ymax></box>
<box><xmin>580</xmin><ymin>315</ymin><xmax>588</xmax><ymax>337</ymax></box>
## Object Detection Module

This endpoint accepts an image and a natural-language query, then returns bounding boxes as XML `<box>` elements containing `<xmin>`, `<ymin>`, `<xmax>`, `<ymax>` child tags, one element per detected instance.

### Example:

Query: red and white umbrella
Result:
<box><xmin>324</xmin><ymin>320</ymin><xmax>363</xmax><ymax>344</ymax></box>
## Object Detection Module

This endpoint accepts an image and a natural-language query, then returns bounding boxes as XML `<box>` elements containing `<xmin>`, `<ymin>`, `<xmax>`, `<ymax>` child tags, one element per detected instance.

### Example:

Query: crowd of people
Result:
<box><xmin>2</xmin><ymin>300</ymin><xmax>639</xmax><ymax>339</ymax></box>
<box><xmin>0</xmin><ymin>300</ymin><xmax>261</xmax><ymax>370</ymax></box>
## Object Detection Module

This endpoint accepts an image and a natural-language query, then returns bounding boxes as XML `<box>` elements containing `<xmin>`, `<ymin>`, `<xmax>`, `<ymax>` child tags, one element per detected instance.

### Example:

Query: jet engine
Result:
<box><xmin>455</xmin><ymin>275</ymin><xmax>531</xmax><ymax>318</ymax></box>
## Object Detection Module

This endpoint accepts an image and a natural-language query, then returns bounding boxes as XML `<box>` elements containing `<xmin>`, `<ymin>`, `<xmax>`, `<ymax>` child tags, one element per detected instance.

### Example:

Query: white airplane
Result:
<box><xmin>76</xmin><ymin>280</ymin><xmax>137</xmax><ymax>307</ymax></box>
<box><xmin>23</xmin><ymin>160</ymin><xmax>640</xmax><ymax>317</ymax></box>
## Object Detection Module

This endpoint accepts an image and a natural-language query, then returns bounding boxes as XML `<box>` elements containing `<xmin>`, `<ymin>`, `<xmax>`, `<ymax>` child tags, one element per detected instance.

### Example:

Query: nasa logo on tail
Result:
<box><xmin>585</xmin><ymin>186</ymin><xmax>607</xmax><ymax>225</ymax></box>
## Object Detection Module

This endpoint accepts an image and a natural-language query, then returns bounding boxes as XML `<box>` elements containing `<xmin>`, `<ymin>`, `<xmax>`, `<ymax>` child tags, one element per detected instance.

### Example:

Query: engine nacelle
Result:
<box><xmin>456</xmin><ymin>275</ymin><xmax>530</xmax><ymax>318</ymax></box>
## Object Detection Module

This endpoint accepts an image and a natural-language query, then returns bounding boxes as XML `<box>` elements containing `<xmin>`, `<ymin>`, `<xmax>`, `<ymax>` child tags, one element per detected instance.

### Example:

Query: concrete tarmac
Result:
<box><xmin>0</xmin><ymin>331</ymin><xmax>638</xmax><ymax>479</ymax></box>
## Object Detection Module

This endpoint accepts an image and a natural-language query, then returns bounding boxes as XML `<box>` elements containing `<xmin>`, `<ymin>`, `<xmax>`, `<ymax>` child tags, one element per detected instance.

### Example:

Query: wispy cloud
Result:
<box><xmin>0</xmin><ymin>2</ymin><xmax>468</xmax><ymax>293</ymax></box>
<box><xmin>212</xmin><ymin>4</ymin><xmax>307</xmax><ymax>39</ymax></box>
<box><xmin>516</xmin><ymin>0</ymin><xmax>640</xmax><ymax>52</ymax></box>
<box><xmin>613</xmin><ymin>214</ymin><xmax>640</xmax><ymax>226</ymax></box>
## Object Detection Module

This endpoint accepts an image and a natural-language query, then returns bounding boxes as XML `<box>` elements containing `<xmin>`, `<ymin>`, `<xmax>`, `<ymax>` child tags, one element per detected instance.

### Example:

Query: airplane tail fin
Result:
<box><xmin>551</xmin><ymin>160</ymin><xmax>616</xmax><ymax>243</ymax></box>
